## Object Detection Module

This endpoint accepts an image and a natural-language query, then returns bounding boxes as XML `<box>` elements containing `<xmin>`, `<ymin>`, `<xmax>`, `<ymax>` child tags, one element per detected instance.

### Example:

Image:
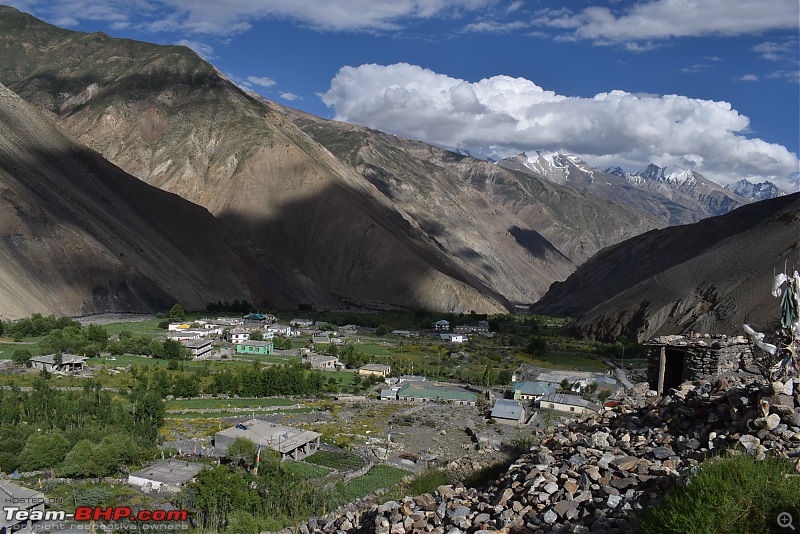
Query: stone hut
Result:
<box><xmin>647</xmin><ymin>334</ymin><xmax>752</xmax><ymax>394</ymax></box>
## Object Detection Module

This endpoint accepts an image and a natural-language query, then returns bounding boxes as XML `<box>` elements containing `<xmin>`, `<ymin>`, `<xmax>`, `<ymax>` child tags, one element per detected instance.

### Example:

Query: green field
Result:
<box><xmin>0</xmin><ymin>342</ymin><xmax>37</xmax><ymax>359</ymax></box>
<box><xmin>342</xmin><ymin>465</ymin><xmax>409</xmax><ymax>501</ymax></box>
<box><xmin>305</xmin><ymin>451</ymin><xmax>365</xmax><ymax>470</ymax></box>
<box><xmin>525</xmin><ymin>351</ymin><xmax>607</xmax><ymax>372</ymax></box>
<box><xmin>354</xmin><ymin>343</ymin><xmax>393</xmax><ymax>356</ymax></box>
<box><xmin>100</xmin><ymin>318</ymin><xmax>165</xmax><ymax>337</ymax></box>
<box><xmin>279</xmin><ymin>461</ymin><xmax>330</xmax><ymax>480</ymax></box>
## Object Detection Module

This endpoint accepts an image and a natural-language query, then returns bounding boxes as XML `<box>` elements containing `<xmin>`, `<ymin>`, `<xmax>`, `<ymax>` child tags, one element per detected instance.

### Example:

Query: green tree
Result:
<box><xmin>190</xmin><ymin>466</ymin><xmax>250</xmax><ymax>531</ymax></box>
<box><xmin>11</xmin><ymin>349</ymin><xmax>32</xmax><ymax>366</ymax></box>
<box><xmin>18</xmin><ymin>431</ymin><xmax>71</xmax><ymax>471</ymax></box>
<box><xmin>226</xmin><ymin>437</ymin><xmax>258</xmax><ymax>469</ymax></box>
<box><xmin>168</xmin><ymin>304</ymin><xmax>186</xmax><ymax>320</ymax></box>
<box><xmin>249</xmin><ymin>330</ymin><xmax>264</xmax><ymax>341</ymax></box>
<box><xmin>160</xmin><ymin>339</ymin><xmax>189</xmax><ymax>360</ymax></box>
<box><xmin>226</xmin><ymin>510</ymin><xmax>261</xmax><ymax>534</ymax></box>
<box><xmin>61</xmin><ymin>439</ymin><xmax>95</xmax><ymax>478</ymax></box>
<box><xmin>526</xmin><ymin>337</ymin><xmax>548</xmax><ymax>358</ymax></box>
<box><xmin>559</xmin><ymin>378</ymin><xmax>570</xmax><ymax>391</ymax></box>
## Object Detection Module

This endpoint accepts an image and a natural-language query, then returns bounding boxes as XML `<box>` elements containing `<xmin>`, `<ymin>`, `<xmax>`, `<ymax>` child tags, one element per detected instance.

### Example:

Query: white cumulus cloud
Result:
<box><xmin>322</xmin><ymin>63</ymin><xmax>800</xmax><ymax>190</ymax></box>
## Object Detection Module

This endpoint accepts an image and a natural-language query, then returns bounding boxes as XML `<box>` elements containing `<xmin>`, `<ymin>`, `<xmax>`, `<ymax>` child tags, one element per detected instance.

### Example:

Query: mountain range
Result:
<box><xmin>0</xmin><ymin>5</ymin><xmax>663</xmax><ymax>317</ymax></box>
<box><xmin>0</xmin><ymin>4</ymin><xmax>796</xmax><ymax>339</ymax></box>
<box><xmin>533</xmin><ymin>191</ymin><xmax>800</xmax><ymax>341</ymax></box>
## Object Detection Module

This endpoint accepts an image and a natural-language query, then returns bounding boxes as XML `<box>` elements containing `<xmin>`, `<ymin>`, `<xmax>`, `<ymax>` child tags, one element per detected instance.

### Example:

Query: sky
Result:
<box><xmin>5</xmin><ymin>0</ymin><xmax>800</xmax><ymax>191</ymax></box>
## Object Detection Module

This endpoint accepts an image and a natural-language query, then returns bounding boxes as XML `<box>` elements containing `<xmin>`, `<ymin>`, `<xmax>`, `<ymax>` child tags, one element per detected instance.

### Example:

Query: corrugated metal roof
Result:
<box><xmin>491</xmin><ymin>399</ymin><xmax>524</xmax><ymax>420</ymax></box>
<box><xmin>397</xmin><ymin>382</ymin><xmax>476</xmax><ymax>402</ymax></box>
<box><xmin>538</xmin><ymin>393</ymin><xmax>601</xmax><ymax>411</ymax></box>
<box><xmin>513</xmin><ymin>381</ymin><xmax>555</xmax><ymax>396</ymax></box>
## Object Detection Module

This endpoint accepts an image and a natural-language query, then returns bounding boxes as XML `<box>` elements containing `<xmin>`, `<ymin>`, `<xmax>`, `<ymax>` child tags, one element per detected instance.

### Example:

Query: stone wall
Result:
<box><xmin>647</xmin><ymin>334</ymin><xmax>752</xmax><ymax>393</ymax></box>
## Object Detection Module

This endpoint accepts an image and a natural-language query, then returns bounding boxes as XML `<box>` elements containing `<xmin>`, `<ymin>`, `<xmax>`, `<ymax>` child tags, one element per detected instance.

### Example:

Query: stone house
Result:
<box><xmin>647</xmin><ymin>334</ymin><xmax>752</xmax><ymax>394</ymax></box>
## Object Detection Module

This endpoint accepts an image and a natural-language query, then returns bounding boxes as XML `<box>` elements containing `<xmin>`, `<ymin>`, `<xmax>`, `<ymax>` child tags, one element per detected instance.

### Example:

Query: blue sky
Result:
<box><xmin>5</xmin><ymin>0</ymin><xmax>799</xmax><ymax>190</ymax></box>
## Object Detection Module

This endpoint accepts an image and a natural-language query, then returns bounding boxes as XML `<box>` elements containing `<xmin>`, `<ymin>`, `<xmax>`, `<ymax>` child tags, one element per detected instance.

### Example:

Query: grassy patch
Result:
<box><xmin>384</xmin><ymin>468</ymin><xmax>449</xmax><ymax>501</ymax></box>
<box><xmin>640</xmin><ymin>452</ymin><xmax>800</xmax><ymax>534</ymax></box>
<box><xmin>305</xmin><ymin>451</ymin><xmax>365</xmax><ymax>470</ymax></box>
<box><xmin>279</xmin><ymin>461</ymin><xmax>330</xmax><ymax>480</ymax></box>
<box><xmin>355</xmin><ymin>343</ymin><xmax>393</xmax><ymax>356</ymax></box>
<box><xmin>342</xmin><ymin>465</ymin><xmax>409</xmax><ymax>501</ymax></box>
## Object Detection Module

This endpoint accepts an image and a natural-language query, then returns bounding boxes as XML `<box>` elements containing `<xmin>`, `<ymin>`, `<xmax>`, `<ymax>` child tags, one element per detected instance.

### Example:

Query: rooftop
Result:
<box><xmin>361</xmin><ymin>363</ymin><xmax>391</xmax><ymax>372</ymax></box>
<box><xmin>397</xmin><ymin>382</ymin><xmax>477</xmax><ymax>402</ymax></box>
<box><xmin>129</xmin><ymin>460</ymin><xmax>204</xmax><ymax>485</ymax></box>
<box><xmin>30</xmin><ymin>354</ymin><xmax>87</xmax><ymax>365</ymax></box>
<box><xmin>539</xmin><ymin>393</ymin><xmax>601</xmax><ymax>411</ymax></box>
<box><xmin>491</xmin><ymin>399</ymin><xmax>525</xmax><ymax>420</ymax></box>
<box><xmin>217</xmin><ymin>419</ymin><xmax>321</xmax><ymax>454</ymax></box>
<box><xmin>513</xmin><ymin>381</ymin><xmax>556</xmax><ymax>396</ymax></box>
<box><xmin>182</xmin><ymin>339</ymin><xmax>212</xmax><ymax>348</ymax></box>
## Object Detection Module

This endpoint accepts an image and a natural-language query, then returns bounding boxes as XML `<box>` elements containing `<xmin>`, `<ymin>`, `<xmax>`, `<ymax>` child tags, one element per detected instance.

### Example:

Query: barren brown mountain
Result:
<box><xmin>0</xmin><ymin>82</ymin><xmax>334</xmax><ymax>319</ymax></box>
<box><xmin>0</xmin><ymin>5</ymin><xmax>667</xmax><ymax>313</ymax></box>
<box><xmin>533</xmin><ymin>192</ymin><xmax>800</xmax><ymax>341</ymax></box>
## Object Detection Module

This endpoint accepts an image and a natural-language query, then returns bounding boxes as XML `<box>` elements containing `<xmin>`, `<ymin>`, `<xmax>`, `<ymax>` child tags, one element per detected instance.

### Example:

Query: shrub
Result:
<box><xmin>640</xmin><ymin>452</ymin><xmax>800</xmax><ymax>534</ymax></box>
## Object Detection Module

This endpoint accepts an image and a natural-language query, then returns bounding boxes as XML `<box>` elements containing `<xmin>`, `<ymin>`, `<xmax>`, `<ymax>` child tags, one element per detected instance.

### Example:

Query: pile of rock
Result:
<box><xmin>284</xmin><ymin>375</ymin><xmax>800</xmax><ymax>533</ymax></box>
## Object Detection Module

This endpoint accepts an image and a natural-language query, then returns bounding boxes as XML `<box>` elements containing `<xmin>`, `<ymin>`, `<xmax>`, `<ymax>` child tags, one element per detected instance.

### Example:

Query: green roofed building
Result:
<box><xmin>235</xmin><ymin>340</ymin><xmax>274</xmax><ymax>355</ymax></box>
<box><xmin>397</xmin><ymin>382</ymin><xmax>477</xmax><ymax>406</ymax></box>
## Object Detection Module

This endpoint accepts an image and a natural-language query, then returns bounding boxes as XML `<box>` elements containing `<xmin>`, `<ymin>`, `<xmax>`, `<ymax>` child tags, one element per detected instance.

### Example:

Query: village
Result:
<box><xmin>0</xmin><ymin>309</ymin><xmax>766</xmax><ymax>533</ymax></box>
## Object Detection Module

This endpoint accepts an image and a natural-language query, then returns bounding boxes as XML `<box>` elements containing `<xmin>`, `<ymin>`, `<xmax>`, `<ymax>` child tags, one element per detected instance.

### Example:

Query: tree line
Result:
<box><xmin>0</xmin><ymin>377</ymin><xmax>165</xmax><ymax>476</ymax></box>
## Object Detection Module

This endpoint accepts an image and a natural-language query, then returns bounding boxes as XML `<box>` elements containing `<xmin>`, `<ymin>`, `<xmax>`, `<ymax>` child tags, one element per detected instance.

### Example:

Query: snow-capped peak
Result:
<box><xmin>724</xmin><ymin>179</ymin><xmax>786</xmax><ymax>202</ymax></box>
<box><xmin>627</xmin><ymin>163</ymin><xmax>696</xmax><ymax>187</ymax></box>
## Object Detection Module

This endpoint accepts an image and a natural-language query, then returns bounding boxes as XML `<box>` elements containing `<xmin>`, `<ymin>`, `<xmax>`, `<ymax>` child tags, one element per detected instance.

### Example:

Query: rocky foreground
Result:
<box><xmin>284</xmin><ymin>374</ymin><xmax>800</xmax><ymax>533</ymax></box>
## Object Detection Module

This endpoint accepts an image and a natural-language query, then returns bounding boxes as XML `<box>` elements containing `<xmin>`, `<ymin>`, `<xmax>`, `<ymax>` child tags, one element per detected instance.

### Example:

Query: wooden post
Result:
<box><xmin>657</xmin><ymin>346</ymin><xmax>666</xmax><ymax>394</ymax></box>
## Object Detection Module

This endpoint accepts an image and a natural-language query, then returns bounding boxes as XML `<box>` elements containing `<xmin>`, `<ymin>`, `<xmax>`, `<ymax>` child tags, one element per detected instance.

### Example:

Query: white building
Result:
<box><xmin>128</xmin><ymin>460</ymin><xmax>204</xmax><ymax>493</ymax></box>
<box><xmin>181</xmin><ymin>339</ymin><xmax>213</xmax><ymax>359</ymax></box>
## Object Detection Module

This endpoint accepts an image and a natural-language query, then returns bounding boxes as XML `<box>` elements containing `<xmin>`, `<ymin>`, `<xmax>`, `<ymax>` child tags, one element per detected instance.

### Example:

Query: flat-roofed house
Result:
<box><xmin>181</xmin><ymin>339</ymin><xmax>213</xmax><ymax>359</ymax></box>
<box><xmin>214</xmin><ymin>419</ymin><xmax>322</xmax><ymax>461</ymax></box>
<box><xmin>304</xmin><ymin>354</ymin><xmax>338</xmax><ymax>369</ymax></box>
<box><xmin>359</xmin><ymin>363</ymin><xmax>391</xmax><ymax>378</ymax></box>
<box><xmin>29</xmin><ymin>354</ymin><xmax>87</xmax><ymax>373</ymax></box>
<box><xmin>235</xmin><ymin>340</ymin><xmax>274</xmax><ymax>355</ymax></box>
<box><xmin>229</xmin><ymin>328</ymin><xmax>250</xmax><ymax>344</ymax></box>
<box><xmin>128</xmin><ymin>460</ymin><xmax>204</xmax><ymax>493</ymax></box>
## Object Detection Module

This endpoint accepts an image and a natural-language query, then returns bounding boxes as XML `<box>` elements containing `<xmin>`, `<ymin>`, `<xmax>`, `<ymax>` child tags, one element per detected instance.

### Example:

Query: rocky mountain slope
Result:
<box><xmin>281</xmin><ymin>375</ymin><xmax>800</xmax><ymax>533</ymax></box>
<box><xmin>725</xmin><ymin>178</ymin><xmax>787</xmax><ymax>202</ymax></box>
<box><xmin>532</xmin><ymin>192</ymin><xmax>800</xmax><ymax>341</ymax></box>
<box><xmin>279</xmin><ymin>107</ymin><xmax>662</xmax><ymax>268</ymax></box>
<box><xmin>0</xmin><ymin>82</ymin><xmax>328</xmax><ymax>319</ymax></box>
<box><xmin>0</xmin><ymin>5</ymin><xmax>666</xmax><ymax>311</ymax></box>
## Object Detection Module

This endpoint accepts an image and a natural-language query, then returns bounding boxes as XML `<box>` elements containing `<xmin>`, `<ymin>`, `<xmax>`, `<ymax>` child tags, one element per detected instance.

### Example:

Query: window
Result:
<box><xmin>570</xmin><ymin>407</ymin><xmax>575</xmax><ymax>412</ymax></box>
